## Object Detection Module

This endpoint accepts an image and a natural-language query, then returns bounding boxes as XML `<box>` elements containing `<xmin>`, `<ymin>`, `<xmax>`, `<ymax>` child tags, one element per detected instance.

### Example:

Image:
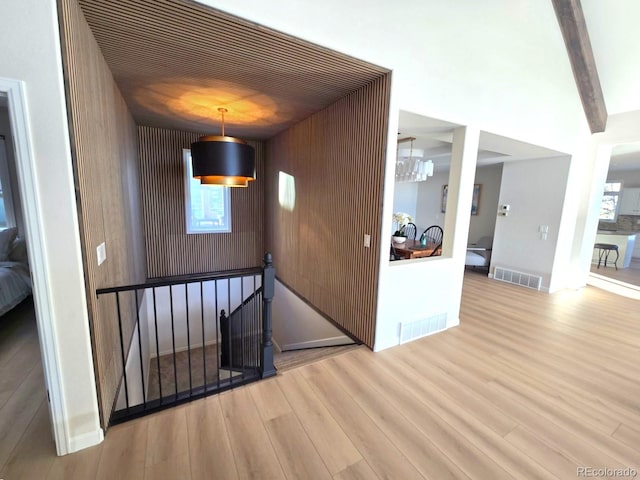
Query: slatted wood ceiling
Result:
<box><xmin>138</xmin><ymin>126</ymin><xmax>265</xmax><ymax>277</ymax></box>
<box><xmin>76</xmin><ymin>0</ymin><xmax>390</xmax><ymax>139</ymax></box>
<box><xmin>266</xmin><ymin>75</ymin><xmax>391</xmax><ymax>348</ymax></box>
<box><xmin>58</xmin><ymin>0</ymin><xmax>147</xmax><ymax>427</ymax></box>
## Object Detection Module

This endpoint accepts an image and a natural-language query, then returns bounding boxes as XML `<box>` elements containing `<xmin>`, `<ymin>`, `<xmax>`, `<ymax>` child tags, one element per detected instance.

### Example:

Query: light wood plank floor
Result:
<box><xmin>590</xmin><ymin>257</ymin><xmax>640</xmax><ymax>286</ymax></box>
<box><xmin>2</xmin><ymin>274</ymin><xmax>639</xmax><ymax>479</ymax></box>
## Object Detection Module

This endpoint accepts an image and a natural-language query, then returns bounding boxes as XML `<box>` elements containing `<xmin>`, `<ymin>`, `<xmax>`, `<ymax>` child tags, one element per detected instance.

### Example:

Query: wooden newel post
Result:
<box><xmin>261</xmin><ymin>252</ymin><xmax>277</xmax><ymax>378</ymax></box>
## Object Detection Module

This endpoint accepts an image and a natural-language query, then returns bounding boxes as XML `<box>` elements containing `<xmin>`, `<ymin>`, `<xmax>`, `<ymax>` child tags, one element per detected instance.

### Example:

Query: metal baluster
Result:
<box><xmin>134</xmin><ymin>289</ymin><xmax>146</xmax><ymax>408</ymax></box>
<box><xmin>169</xmin><ymin>286</ymin><xmax>178</xmax><ymax>398</ymax></box>
<box><xmin>261</xmin><ymin>253</ymin><xmax>276</xmax><ymax>378</ymax></box>
<box><xmin>152</xmin><ymin>287</ymin><xmax>162</xmax><ymax>402</ymax></box>
<box><xmin>185</xmin><ymin>283</ymin><xmax>192</xmax><ymax>395</ymax></box>
<box><xmin>240</xmin><ymin>276</ymin><xmax>245</xmax><ymax>379</ymax></box>
<box><xmin>200</xmin><ymin>281</ymin><xmax>206</xmax><ymax>393</ymax></box>
<box><xmin>215</xmin><ymin>279</ymin><xmax>220</xmax><ymax>390</ymax></box>
<box><xmin>115</xmin><ymin>292</ymin><xmax>129</xmax><ymax>410</ymax></box>
<box><xmin>227</xmin><ymin>277</ymin><xmax>232</xmax><ymax>384</ymax></box>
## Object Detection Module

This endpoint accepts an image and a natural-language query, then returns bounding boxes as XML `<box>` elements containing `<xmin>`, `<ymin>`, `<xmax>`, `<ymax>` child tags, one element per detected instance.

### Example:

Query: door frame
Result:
<box><xmin>0</xmin><ymin>77</ymin><xmax>69</xmax><ymax>454</ymax></box>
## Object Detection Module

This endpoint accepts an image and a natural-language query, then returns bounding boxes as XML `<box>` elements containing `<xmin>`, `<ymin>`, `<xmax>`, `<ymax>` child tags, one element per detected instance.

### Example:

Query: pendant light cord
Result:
<box><xmin>218</xmin><ymin>107</ymin><xmax>227</xmax><ymax>136</ymax></box>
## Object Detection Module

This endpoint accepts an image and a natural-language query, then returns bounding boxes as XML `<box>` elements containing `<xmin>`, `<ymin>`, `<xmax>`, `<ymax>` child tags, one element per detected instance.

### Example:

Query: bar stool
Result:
<box><xmin>593</xmin><ymin>243</ymin><xmax>619</xmax><ymax>270</ymax></box>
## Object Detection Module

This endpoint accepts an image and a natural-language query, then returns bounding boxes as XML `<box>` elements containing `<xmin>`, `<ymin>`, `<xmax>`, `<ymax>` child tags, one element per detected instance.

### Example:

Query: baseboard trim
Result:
<box><xmin>282</xmin><ymin>336</ymin><xmax>354</xmax><ymax>352</ymax></box>
<box><xmin>68</xmin><ymin>428</ymin><xmax>104</xmax><ymax>453</ymax></box>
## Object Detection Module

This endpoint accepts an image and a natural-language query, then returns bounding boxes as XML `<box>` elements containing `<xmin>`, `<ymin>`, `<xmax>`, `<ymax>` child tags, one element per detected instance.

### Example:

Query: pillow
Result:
<box><xmin>0</xmin><ymin>227</ymin><xmax>18</xmax><ymax>261</ymax></box>
<box><xmin>9</xmin><ymin>236</ymin><xmax>28</xmax><ymax>264</ymax></box>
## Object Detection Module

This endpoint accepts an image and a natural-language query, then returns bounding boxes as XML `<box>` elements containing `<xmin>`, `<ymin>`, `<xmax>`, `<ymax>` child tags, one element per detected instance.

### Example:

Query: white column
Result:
<box><xmin>442</xmin><ymin>125</ymin><xmax>479</xmax><ymax>326</ymax></box>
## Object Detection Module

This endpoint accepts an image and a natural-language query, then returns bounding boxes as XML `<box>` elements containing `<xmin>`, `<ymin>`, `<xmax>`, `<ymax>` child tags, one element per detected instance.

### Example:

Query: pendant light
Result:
<box><xmin>191</xmin><ymin>108</ymin><xmax>256</xmax><ymax>187</ymax></box>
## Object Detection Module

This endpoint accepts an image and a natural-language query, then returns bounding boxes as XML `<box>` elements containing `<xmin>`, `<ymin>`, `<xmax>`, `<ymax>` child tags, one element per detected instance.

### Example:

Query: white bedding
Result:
<box><xmin>465</xmin><ymin>250</ymin><xmax>490</xmax><ymax>267</ymax></box>
<box><xmin>0</xmin><ymin>261</ymin><xmax>32</xmax><ymax>316</ymax></box>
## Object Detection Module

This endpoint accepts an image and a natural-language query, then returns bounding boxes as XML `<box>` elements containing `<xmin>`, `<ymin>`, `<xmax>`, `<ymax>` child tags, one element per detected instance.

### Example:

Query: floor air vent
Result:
<box><xmin>493</xmin><ymin>267</ymin><xmax>542</xmax><ymax>291</ymax></box>
<box><xmin>400</xmin><ymin>313</ymin><xmax>447</xmax><ymax>344</ymax></box>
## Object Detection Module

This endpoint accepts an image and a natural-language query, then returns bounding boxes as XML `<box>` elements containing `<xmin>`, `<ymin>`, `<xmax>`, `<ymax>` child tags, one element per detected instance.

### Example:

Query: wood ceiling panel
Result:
<box><xmin>78</xmin><ymin>0</ymin><xmax>389</xmax><ymax>138</ymax></box>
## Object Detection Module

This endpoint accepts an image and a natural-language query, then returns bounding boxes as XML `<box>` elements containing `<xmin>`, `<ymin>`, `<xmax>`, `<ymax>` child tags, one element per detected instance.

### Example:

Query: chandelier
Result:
<box><xmin>395</xmin><ymin>137</ymin><xmax>434</xmax><ymax>183</ymax></box>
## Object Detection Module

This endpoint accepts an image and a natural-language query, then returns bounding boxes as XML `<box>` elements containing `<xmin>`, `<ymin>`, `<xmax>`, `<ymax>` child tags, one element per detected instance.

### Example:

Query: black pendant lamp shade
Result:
<box><xmin>190</xmin><ymin>108</ymin><xmax>256</xmax><ymax>187</ymax></box>
<box><xmin>191</xmin><ymin>135</ymin><xmax>256</xmax><ymax>187</ymax></box>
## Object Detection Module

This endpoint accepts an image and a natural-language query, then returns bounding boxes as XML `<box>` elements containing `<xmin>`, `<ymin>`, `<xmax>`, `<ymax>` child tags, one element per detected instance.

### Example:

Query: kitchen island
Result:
<box><xmin>593</xmin><ymin>231</ymin><xmax>637</xmax><ymax>268</ymax></box>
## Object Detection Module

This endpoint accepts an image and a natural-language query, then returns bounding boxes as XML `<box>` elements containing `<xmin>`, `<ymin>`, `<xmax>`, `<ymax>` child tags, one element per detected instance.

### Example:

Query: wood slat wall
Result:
<box><xmin>266</xmin><ymin>75</ymin><xmax>391</xmax><ymax>348</ymax></box>
<box><xmin>57</xmin><ymin>0</ymin><xmax>147</xmax><ymax>427</ymax></box>
<box><xmin>138</xmin><ymin>126</ymin><xmax>265</xmax><ymax>277</ymax></box>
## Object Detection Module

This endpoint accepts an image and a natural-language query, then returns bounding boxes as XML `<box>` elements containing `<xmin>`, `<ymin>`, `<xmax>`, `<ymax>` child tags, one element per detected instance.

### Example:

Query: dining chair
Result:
<box><xmin>404</xmin><ymin>222</ymin><xmax>417</xmax><ymax>240</ymax></box>
<box><xmin>420</xmin><ymin>225</ymin><xmax>443</xmax><ymax>256</ymax></box>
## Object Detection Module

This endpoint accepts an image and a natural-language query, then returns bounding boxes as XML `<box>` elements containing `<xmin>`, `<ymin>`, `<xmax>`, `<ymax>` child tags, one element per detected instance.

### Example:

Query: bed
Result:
<box><xmin>466</xmin><ymin>236</ymin><xmax>492</xmax><ymax>269</ymax></box>
<box><xmin>0</xmin><ymin>228</ymin><xmax>31</xmax><ymax>316</ymax></box>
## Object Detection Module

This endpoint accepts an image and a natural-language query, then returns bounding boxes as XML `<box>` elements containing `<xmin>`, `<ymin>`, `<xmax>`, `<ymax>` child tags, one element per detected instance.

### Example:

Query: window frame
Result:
<box><xmin>599</xmin><ymin>180</ymin><xmax>622</xmax><ymax>223</ymax></box>
<box><xmin>183</xmin><ymin>148</ymin><xmax>232</xmax><ymax>234</ymax></box>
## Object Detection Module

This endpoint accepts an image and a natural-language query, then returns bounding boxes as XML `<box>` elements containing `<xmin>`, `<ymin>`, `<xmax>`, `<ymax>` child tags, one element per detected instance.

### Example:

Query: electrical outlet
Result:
<box><xmin>97</xmin><ymin>242</ymin><xmax>106</xmax><ymax>266</ymax></box>
<box><xmin>363</xmin><ymin>234</ymin><xmax>371</xmax><ymax>248</ymax></box>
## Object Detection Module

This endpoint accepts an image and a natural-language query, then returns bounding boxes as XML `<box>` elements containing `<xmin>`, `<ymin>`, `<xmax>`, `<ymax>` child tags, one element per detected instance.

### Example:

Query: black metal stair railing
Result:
<box><xmin>96</xmin><ymin>253</ymin><xmax>276</xmax><ymax>426</ymax></box>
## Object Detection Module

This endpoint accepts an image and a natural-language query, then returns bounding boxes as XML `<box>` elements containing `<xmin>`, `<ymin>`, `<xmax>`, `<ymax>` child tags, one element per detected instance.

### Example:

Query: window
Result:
<box><xmin>0</xmin><ymin>137</ymin><xmax>13</xmax><ymax>229</ymax></box>
<box><xmin>599</xmin><ymin>181</ymin><xmax>622</xmax><ymax>222</ymax></box>
<box><xmin>183</xmin><ymin>149</ymin><xmax>231</xmax><ymax>233</ymax></box>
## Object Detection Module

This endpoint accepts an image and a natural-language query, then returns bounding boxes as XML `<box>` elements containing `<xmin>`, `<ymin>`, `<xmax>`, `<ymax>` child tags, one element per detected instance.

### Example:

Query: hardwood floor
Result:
<box><xmin>1</xmin><ymin>275</ymin><xmax>639</xmax><ymax>479</ymax></box>
<box><xmin>590</xmin><ymin>257</ymin><xmax>640</xmax><ymax>286</ymax></box>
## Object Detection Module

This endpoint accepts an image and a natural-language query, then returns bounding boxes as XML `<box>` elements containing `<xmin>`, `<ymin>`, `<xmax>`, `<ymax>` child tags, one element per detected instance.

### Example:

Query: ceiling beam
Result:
<box><xmin>552</xmin><ymin>0</ymin><xmax>607</xmax><ymax>133</ymax></box>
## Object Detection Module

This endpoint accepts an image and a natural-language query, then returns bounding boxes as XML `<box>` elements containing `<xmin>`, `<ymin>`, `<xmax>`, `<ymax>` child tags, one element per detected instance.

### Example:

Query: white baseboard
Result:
<box><xmin>282</xmin><ymin>335</ymin><xmax>354</xmax><ymax>351</ymax></box>
<box><xmin>373</xmin><ymin>335</ymin><xmax>401</xmax><ymax>352</ymax></box>
<box><xmin>447</xmin><ymin>316</ymin><xmax>460</xmax><ymax>328</ymax></box>
<box><xmin>68</xmin><ymin>428</ymin><xmax>104</xmax><ymax>453</ymax></box>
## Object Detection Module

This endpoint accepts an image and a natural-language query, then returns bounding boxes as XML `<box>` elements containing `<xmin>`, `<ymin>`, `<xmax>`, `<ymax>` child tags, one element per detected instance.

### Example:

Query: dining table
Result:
<box><xmin>392</xmin><ymin>239</ymin><xmax>441</xmax><ymax>259</ymax></box>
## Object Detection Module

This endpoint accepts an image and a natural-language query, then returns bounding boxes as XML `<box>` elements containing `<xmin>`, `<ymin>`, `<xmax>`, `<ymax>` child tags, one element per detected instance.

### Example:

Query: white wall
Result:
<box><xmin>492</xmin><ymin>156</ymin><xmax>572</xmax><ymax>291</ymax></box>
<box><xmin>607</xmin><ymin>168</ymin><xmax>640</xmax><ymax>187</ymax></box>
<box><xmin>413</xmin><ymin>164</ymin><xmax>502</xmax><ymax>245</ymax></box>
<box><xmin>414</xmin><ymin>171</ymin><xmax>448</xmax><ymax>234</ymax></box>
<box><xmin>272</xmin><ymin>280</ymin><xmax>353</xmax><ymax>351</ymax></box>
<box><xmin>375</xmin><ymin>127</ymin><xmax>479</xmax><ymax>351</ymax></box>
<box><xmin>469</xmin><ymin>164</ymin><xmax>503</xmax><ymax>244</ymax></box>
<box><xmin>392</xmin><ymin>181</ymin><xmax>419</xmax><ymax>233</ymax></box>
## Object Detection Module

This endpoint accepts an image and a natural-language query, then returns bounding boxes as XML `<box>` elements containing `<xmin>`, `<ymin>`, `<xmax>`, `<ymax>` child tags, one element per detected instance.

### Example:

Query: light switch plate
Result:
<box><xmin>97</xmin><ymin>242</ymin><xmax>106</xmax><ymax>266</ymax></box>
<box><xmin>363</xmin><ymin>234</ymin><xmax>371</xmax><ymax>248</ymax></box>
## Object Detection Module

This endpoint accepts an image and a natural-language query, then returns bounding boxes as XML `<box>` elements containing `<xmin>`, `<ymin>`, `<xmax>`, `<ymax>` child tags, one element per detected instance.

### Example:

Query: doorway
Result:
<box><xmin>0</xmin><ymin>80</ymin><xmax>67</xmax><ymax>457</ymax></box>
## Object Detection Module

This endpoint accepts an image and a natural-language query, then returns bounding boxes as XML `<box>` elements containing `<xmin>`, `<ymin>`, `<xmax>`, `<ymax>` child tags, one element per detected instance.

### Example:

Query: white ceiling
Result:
<box><xmin>583</xmin><ymin>0</ymin><xmax>640</xmax><ymax>116</ymax></box>
<box><xmin>397</xmin><ymin>2</ymin><xmax>640</xmax><ymax>175</ymax></box>
<box><xmin>584</xmin><ymin>0</ymin><xmax>640</xmax><ymax>172</ymax></box>
<box><xmin>609</xmin><ymin>143</ymin><xmax>640</xmax><ymax>172</ymax></box>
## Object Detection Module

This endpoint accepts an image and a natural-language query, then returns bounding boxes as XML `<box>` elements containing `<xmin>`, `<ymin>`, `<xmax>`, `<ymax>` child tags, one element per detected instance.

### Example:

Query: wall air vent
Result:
<box><xmin>399</xmin><ymin>313</ymin><xmax>447</xmax><ymax>344</ymax></box>
<box><xmin>493</xmin><ymin>266</ymin><xmax>542</xmax><ymax>291</ymax></box>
